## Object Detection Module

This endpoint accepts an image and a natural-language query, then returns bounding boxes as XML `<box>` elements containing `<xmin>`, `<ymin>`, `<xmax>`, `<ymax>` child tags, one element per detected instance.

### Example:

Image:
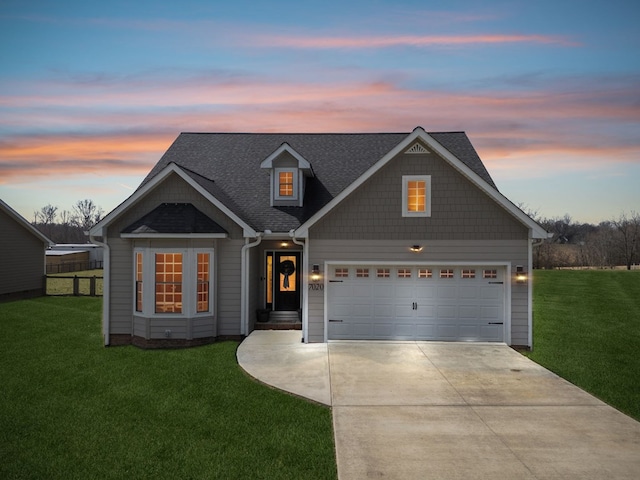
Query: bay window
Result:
<box><xmin>134</xmin><ymin>248</ymin><xmax>213</xmax><ymax>316</ymax></box>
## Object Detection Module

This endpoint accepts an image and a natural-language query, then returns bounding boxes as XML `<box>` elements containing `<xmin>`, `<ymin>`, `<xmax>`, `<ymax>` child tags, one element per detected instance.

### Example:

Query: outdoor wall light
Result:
<box><xmin>280</xmin><ymin>241</ymin><xmax>289</xmax><ymax>248</ymax></box>
<box><xmin>516</xmin><ymin>265</ymin><xmax>527</xmax><ymax>284</ymax></box>
<box><xmin>311</xmin><ymin>264</ymin><xmax>321</xmax><ymax>282</ymax></box>
<box><xmin>410</xmin><ymin>245</ymin><xmax>424</xmax><ymax>253</ymax></box>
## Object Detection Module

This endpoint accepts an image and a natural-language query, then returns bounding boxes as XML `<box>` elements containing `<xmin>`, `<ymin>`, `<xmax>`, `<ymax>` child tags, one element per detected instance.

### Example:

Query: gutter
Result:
<box><xmin>240</xmin><ymin>233</ymin><xmax>263</xmax><ymax>336</ymax></box>
<box><xmin>89</xmin><ymin>231</ymin><xmax>110</xmax><ymax>346</ymax></box>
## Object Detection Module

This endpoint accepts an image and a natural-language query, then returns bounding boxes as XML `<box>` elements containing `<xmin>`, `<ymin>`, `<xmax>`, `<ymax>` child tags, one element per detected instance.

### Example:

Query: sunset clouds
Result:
<box><xmin>0</xmin><ymin>1</ymin><xmax>638</xmax><ymax>222</ymax></box>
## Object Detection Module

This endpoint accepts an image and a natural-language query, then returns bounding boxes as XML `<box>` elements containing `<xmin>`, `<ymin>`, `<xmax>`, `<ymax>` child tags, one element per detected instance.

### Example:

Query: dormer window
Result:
<box><xmin>261</xmin><ymin>143</ymin><xmax>314</xmax><ymax>207</ymax></box>
<box><xmin>278</xmin><ymin>170</ymin><xmax>295</xmax><ymax>197</ymax></box>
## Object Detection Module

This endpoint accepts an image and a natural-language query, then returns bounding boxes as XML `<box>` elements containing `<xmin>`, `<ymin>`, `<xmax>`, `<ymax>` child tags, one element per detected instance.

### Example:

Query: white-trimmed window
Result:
<box><xmin>134</xmin><ymin>248</ymin><xmax>214</xmax><ymax>316</ymax></box>
<box><xmin>402</xmin><ymin>175</ymin><xmax>431</xmax><ymax>217</ymax></box>
<box><xmin>275</xmin><ymin>168</ymin><xmax>298</xmax><ymax>200</ymax></box>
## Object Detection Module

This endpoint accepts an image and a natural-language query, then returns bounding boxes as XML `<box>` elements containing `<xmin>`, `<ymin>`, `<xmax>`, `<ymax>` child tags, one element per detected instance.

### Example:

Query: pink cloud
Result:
<box><xmin>1</xmin><ymin>73</ymin><xmax>637</xmax><ymax>187</ymax></box>
<box><xmin>251</xmin><ymin>33</ymin><xmax>579</xmax><ymax>49</ymax></box>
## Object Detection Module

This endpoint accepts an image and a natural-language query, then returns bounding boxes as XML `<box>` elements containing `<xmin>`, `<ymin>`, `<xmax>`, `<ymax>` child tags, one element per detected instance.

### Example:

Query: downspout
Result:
<box><xmin>241</xmin><ymin>233</ymin><xmax>263</xmax><ymax>337</ymax></box>
<box><xmin>289</xmin><ymin>230</ymin><xmax>307</xmax><ymax>343</ymax></box>
<box><xmin>90</xmin><ymin>231</ymin><xmax>110</xmax><ymax>346</ymax></box>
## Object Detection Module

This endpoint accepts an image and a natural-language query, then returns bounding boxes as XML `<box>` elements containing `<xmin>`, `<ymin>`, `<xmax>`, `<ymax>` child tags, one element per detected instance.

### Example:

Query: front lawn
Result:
<box><xmin>528</xmin><ymin>269</ymin><xmax>640</xmax><ymax>421</ymax></box>
<box><xmin>0</xmin><ymin>297</ymin><xmax>337</xmax><ymax>480</ymax></box>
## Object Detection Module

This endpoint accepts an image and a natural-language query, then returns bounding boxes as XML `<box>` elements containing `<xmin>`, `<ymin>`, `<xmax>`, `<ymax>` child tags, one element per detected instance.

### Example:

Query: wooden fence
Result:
<box><xmin>46</xmin><ymin>260</ymin><xmax>104</xmax><ymax>275</ymax></box>
<box><xmin>45</xmin><ymin>275</ymin><xmax>104</xmax><ymax>297</ymax></box>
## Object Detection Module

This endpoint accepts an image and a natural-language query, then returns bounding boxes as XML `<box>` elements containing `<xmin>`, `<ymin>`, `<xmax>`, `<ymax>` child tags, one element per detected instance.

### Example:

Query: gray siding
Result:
<box><xmin>0</xmin><ymin>209</ymin><xmax>46</xmax><ymax>296</ymax></box>
<box><xmin>217</xmin><ymin>238</ymin><xmax>243</xmax><ymax>336</ymax></box>
<box><xmin>105</xmin><ymin>173</ymin><xmax>245</xmax><ymax>339</ymax></box>
<box><xmin>312</xmin><ymin>152</ymin><xmax>527</xmax><ymax>240</ymax></box>
<box><xmin>307</xmin><ymin>239</ymin><xmax>529</xmax><ymax>345</ymax></box>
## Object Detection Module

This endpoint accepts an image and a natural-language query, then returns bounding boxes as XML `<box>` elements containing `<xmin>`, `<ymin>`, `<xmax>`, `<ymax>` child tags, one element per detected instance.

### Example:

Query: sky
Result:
<box><xmin>1</xmin><ymin>0</ymin><xmax>639</xmax><ymax>225</ymax></box>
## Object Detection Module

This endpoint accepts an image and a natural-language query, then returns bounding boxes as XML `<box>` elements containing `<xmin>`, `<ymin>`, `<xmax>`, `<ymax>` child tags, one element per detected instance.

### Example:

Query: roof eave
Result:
<box><xmin>90</xmin><ymin>163</ymin><xmax>258</xmax><ymax>238</ymax></box>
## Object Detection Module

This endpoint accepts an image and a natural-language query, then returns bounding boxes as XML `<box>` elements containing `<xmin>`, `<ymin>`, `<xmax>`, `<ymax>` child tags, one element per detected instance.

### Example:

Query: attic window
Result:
<box><xmin>279</xmin><ymin>171</ymin><xmax>294</xmax><ymax>197</ymax></box>
<box><xmin>402</xmin><ymin>175</ymin><xmax>431</xmax><ymax>217</ymax></box>
<box><xmin>274</xmin><ymin>168</ymin><xmax>299</xmax><ymax>201</ymax></box>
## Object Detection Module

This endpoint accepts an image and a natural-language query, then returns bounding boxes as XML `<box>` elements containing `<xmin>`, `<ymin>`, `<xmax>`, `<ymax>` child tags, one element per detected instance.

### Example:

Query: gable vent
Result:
<box><xmin>405</xmin><ymin>143</ymin><xmax>430</xmax><ymax>154</ymax></box>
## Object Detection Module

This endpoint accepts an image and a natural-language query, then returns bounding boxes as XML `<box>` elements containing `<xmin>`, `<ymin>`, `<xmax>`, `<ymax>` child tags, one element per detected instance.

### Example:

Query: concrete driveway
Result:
<box><xmin>237</xmin><ymin>331</ymin><xmax>640</xmax><ymax>479</ymax></box>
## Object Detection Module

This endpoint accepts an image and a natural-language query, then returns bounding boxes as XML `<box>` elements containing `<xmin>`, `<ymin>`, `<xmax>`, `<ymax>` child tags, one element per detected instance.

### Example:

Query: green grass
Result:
<box><xmin>0</xmin><ymin>297</ymin><xmax>337</xmax><ymax>480</ymax></box>
<box><xmin>527</xmin><ymin>270</ymin><xmax>640</xmax><ymax>420</ymax></box>
<box><xmin>46</xmin><ymin>269</ymin><xmax>104</xmax><ymax>296</ymax></box>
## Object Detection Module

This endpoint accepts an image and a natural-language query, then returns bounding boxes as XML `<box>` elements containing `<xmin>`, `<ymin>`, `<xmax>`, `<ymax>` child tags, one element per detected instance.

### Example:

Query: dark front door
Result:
<box><xmin>274</xmin><ymin>252</ymin><xmax>301</xmax><ymax>311</ymax></box>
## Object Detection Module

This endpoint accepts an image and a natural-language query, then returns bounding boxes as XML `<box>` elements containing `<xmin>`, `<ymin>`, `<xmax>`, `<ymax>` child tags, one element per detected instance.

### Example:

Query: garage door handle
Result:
<box><xmin>488</xmin><ymin>281</ymin><xmax>503</xmax><ymax>284</ymax></box>
<box><xmin>329</xmin><ymin>280</ymin><xmax>343</xmax><ymax>283</ymax></box>
<box><xmin>488</xmin><ymin>322</ymin><xmax>504</xmax><ymax>325</ymax></box>
<box><xmin>329</xmin><ymin>319</ymin><xmax>343</xmax><ymax>323</ymax></box>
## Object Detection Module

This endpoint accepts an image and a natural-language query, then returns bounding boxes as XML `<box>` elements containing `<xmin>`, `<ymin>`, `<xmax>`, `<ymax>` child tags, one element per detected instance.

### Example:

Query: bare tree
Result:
<box><xmin>611</xmin><ymin>211</ymin><xmax>640</xmax><ymax>270</ymax></box>
<box><xmin>72</xmin><ymin>199</ymin><xmax>104</xmax><ymax>232</ymax></box>
<box><xmin>33</xmin><ymin>204</ymin><xmax>58</xmax><ymax>239</ymax></box>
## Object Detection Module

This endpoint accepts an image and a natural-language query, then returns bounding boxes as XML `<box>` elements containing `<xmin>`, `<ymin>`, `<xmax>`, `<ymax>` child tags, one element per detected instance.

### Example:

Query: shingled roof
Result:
<box><xmin>122</xmin><ymin>203</ymin><xmax>227</xmax><ymax>235</ymax></box>
<box><xmin>139</xmin><ymin>132</ymin><xmax>497</xmax><ymax>232</ymax></box>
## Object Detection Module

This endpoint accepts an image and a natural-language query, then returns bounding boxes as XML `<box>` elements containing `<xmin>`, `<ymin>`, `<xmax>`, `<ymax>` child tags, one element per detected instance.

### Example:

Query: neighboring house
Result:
<box><xmin>90</xmin><ymin>127</ymin><xmax>547</xmax><ymax>349</ymax></box>
<box><xmin>0</xmin><ymin>198</ymin><xmax>52</xmax><ymax>300</ymax></box>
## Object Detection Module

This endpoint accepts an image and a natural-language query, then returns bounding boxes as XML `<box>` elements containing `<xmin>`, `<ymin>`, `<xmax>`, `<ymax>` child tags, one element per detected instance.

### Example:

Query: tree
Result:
<box><xmin>611</xmin><ymin>211</ymin><xmax>640</xmax><ymax>270</ymax></box>
<box><xmin>72</xmin><ymin>199</ymin><xmax>104</xmax><ymax>232</ymax></box>
<box><xmin>34</xmin><ymin>204</ymin><xmax>58</xmax><ymax>239</ymax></box>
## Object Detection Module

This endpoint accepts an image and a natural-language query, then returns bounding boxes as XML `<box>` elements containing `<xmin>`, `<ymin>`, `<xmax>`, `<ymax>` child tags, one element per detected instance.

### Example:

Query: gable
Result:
<box><xmin>121</xmin><ymin>203</ymin><xmax>228</xmax><ymax>237</ymax></box>
<box><xmin>0</xmin><ymin>198</ymin><xmax>51</xmax><ymax>245</ymax></box>
<box><xmin>99</xmin><ymin>171</ymin><xmax>244</xmax><ymax>240</ymax></box>
<box><xmin>310</xmin><ymin>148</ymin><xmax>528</xmax><ymax>240</ymax></box>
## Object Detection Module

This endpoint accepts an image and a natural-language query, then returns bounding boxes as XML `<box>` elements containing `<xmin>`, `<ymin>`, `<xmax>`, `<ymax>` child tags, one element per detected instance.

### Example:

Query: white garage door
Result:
<box><xmin>327</xmin><ymin>265</ymin><xmax>505</xmax><ymax>341</ymax></box>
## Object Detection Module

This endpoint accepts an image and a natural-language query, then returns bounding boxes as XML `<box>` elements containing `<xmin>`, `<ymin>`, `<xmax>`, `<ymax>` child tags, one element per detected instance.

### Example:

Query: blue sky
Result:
<box><xmin>1</xmin><ymin>0</ymin><xmax>638</xmax><ymax>224</ymax></box>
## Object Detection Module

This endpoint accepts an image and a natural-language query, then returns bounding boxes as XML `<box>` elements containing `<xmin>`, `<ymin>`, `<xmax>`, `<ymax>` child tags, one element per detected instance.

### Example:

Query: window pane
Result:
<box><xmin>376</xmin><ymin>268</ymin><xmax>390</xmax><ymax>278</ymax></box>
<box><xmin>135</xmin><ymin>252</ymin><xmax>143</xmax><ymax>312</ymax></box>
<box><xmin>279</xmin><ymin>171</ymin><xmax>294</xmax><ymax>196</ymax></box>
<box><xmin>407</xmin><ymin>180</ymin><xmax>426</xmax><ymax>212</ymax></box>
<box><xmin>356</xmin><ymin>268</ymin><xmax>369</xmax><ymax>278</ymax></box>
<box><xmin>418</xmin><ymin>268</ymin><xmax>432</xmax><ymax>278</ymax></box>
<box><xmin>462</xmin><ymin>269</ymin><xmax>476</xmax><ymax>279</ymax></box>
<box><xmin>197</xmin><ymin>253</ymin><xmax>210</xmax><ymax>312</ymax></box>
<box><xmin>155</xmin><ymin>253</ymin><xmax>183</xmax><ymax>313</ymax></box>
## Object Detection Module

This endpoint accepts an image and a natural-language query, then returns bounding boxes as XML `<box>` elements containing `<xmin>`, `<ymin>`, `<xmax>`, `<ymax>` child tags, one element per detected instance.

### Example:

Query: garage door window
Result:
<box><xmin>461</xmin><ymin>269</ymin><xmax>476</xmax><ymax>279</ymax></box>
<box><xmin>418</xmin><ymin>268</ymin><xmax>432</xmax><ymax>278</ymax></box>
<box><xmin>335</xmin><ymin>268</ymin><xmax>349</xmax><ymax>277</ymax></box>
<box><xmin>356</xmin><ymin>268</ymin><xmax>369</xmax><ymax>277</ymax></box>
<box><xmin>377</xmin><ymin>268</ymin><xmax>390</xmax><ymax>278</ymax></box>
<box><xmin>440</xmin><ymin>269</ymin><xmax>454</xmax><ymax>278</ymax></box>
<box><xmin>483</xmin><ymin>269</ymin><xmax>497</xmax><ymax>279</ymax></box>
<box><xmin>397</xmin><ymin>268</ymin><xmax>412</xmax><ymax>278</ymax></box>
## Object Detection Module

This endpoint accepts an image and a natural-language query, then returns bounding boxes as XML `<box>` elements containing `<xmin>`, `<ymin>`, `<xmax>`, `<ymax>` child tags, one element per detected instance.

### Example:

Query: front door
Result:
<box><xmin>274</xmin><ymin>252</ymin><xmax>301</xmax><ymax>311</ymax></box>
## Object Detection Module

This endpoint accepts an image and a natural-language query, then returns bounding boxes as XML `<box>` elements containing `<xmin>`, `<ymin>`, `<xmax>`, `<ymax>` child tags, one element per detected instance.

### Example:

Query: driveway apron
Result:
<box><xmin>238</xmin><ymin>332</ymin><xmax>640</xmax><ymax>480</ymax></box>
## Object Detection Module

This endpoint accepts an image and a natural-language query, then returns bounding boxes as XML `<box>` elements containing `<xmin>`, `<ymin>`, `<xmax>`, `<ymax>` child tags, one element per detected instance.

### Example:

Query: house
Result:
<box><xmin>90</xmin><ymin>127</ymin><xmax>547</xmax><ymax>349</ymax></box>
<box><xmin>0</xmin><ymin>198</ymin><xmax>52</xmax><ymax>300</ymax></box>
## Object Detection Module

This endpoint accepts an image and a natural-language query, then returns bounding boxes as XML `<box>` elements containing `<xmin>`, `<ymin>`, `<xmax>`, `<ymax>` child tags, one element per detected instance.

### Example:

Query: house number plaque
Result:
<box><xmin>308</xmin><ymin>284</ymin><xmax>324</xmax><ymax>291</ymax></box>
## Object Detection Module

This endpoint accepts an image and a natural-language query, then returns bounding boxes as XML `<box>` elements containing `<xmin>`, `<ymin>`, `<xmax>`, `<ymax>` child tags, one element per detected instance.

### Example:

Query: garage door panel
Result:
<box><xmin>437</xmin><ymin>305</ymin><xmax>457</xmax><ymax>319</ymax></box>
<box><xmin>373</xmin><ymin>324</ymin><xmax>394</xmax><ymax>337</ymax></box>
<box><xmin>328</xmin><ymin>265</ymin><xmax>505</xmax><ymax>342</ymax></box>
<box><xmin>394</xmin><ymin>324</ymin><xmax>415</xmax><ymax>337</ymax></box>
<box><xmin>414</xmin><ymin>284</ymin><xmax>436</xmax><ymax>298</ymax></box>
<box><xmin>436</xmin><ymin>324</ymin><xmax>458</xmax><ymax>339</ymax></box>
<box><xmin>459</xmin><ymin>286</ymin><xmax>480</xmax><ymax>299</ymax></box>
<box><xmin>459</xmin><ymin>305</ymin><xmax>480</xmax><ymax>320</ymax></box>
<box><xmin>416</xmin><ymin>324</ymin><xmax>436</xmax><ymax>338</ymax></box>
<box><xmin>480</xmin><ymin>325</ymin><xmax>501</xmax><ymax>341</ymax></box>
<box><xmin>437</xmin><ymin>285</ymin><xmax>458</xmax><ymax>298</ymax></box>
